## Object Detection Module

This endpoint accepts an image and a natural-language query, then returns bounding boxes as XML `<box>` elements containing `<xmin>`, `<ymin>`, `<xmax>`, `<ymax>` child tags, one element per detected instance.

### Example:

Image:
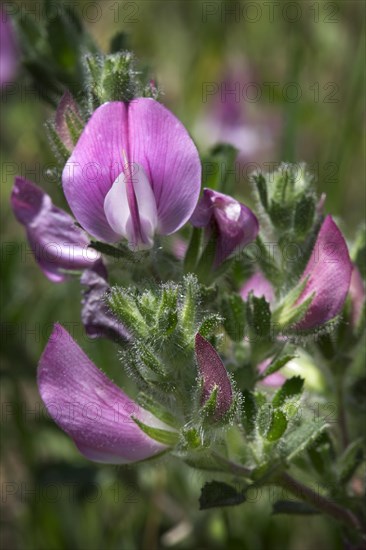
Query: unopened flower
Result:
<box><xmin>11</xmin><ymin>177</ymin><xmax>101</xmax><ymax>282</ymax></box>
<box><xmin>195</xmin><ymin>333</ymin><xmax>233</xmax><ymax>420</ymax></box>
<box><xmin>62</xmin><ymin>99</ymin><xmax>201</xmax><ymax>250</ymax></box>
<box><xmin>293</xmin><ymin>216</ymin><xmax>352</xmax><ymax>330</ymax></box>
<box><xmin>38</xmin><ymin>324</ymin><xmax>169</xmax><ymax>463</ymax></box>
<box><xmin>190</xmin><ymin>188</ymin><xmax>259</xmax><ymax>266</ymax></box>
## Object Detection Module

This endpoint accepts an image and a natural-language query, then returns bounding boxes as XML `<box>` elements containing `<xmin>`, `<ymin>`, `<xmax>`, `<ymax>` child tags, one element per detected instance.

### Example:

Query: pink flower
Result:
<box><xmin>294</xmin><ymin>216</ymin><xmax>352</xmax><ymax>330</ymax></box>
<box><xmin>38</xmin><ymin>324</ymin><xmax>169</xmax><ymax>463</ymax></box>
<box><xmin>62</xmin><ymin>99</ymin><xmax>201</xmax><ymax>250</ymax></box>
<box><xmin>190</xmin><ymin>188</ymin><xmax>259</xmax><ymax>266</ymax></box>
<box><xmin>11</xmin><ymin>177</ymin><xmax>101</xmax><ymax>282</ymax></box>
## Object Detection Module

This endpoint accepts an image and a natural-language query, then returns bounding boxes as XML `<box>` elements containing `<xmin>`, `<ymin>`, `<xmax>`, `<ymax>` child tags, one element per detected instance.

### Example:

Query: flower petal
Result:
<box><xmin>104</xmin><ymin>162</ymin><xmax>158</xmax><ymax>249</ymax></box>
<box><xmin>81</xmin><ymin>267</ymin><xmax>131</xmax><ymax>343</ymax></box>
<box><xmin>195</xmin><ymin>333</ymin><xmax>233</xmax><ymax>419</ymax></box>
<box><xmin>11</xmin><ymin>177</ymin><xmax>100</xmax><ymax>282</ymax></box>
<box><xmin>38</xmin><ymin>324</ymin><xmax>168</xmax><ymax>463</ymax></box>
<box><xmin>62</xmin><ymin>102</ymin><xmax>128</xmax><ymax>242</ymax></box>
<box><xmin>63</xmin><ymin>99</ymin><xmax>201</xmax><ymax>243</ymax></box>
<box><xmin>295</xmin><ymin>216</ymin><xmax>352</xmax><ymax>330</ymax></box>
<box><xmin>128</xmin><ymin>98</ymin><xmax>201</xmax><ymax>234</ymax></box>
<box><xmin>240</xmin><ymin>272</ymin><xmax>275</xmax><ymax>304</ymax></box>
<box><xmin>348</xmin><ymin>266</ymin><xmax>365</xmax><ymax>327</ymax></box>
<box><xmin>191</xmin><ymin>189</ymin><xmax>259</xmax><ymax>266</ymax></box>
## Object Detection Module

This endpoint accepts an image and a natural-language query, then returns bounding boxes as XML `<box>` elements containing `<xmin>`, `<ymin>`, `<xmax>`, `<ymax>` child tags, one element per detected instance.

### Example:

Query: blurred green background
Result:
<box><xmin>1</xmin><ymin>1</ymin><xmax>365</xmax><ymax>548</ymax></box>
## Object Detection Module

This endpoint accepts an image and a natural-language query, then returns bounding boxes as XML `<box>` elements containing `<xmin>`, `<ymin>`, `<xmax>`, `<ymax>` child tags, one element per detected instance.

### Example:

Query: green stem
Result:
<box><xmin>275</xmin><ymin>472</ymin><xmax>363</xmax><ymax>534</ymax></box>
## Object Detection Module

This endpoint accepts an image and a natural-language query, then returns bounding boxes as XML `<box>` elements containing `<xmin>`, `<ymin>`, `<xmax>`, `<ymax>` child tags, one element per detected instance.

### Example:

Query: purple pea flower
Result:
<box><xmin>62</xmin><ymin>99</ymin><xmax>201</xmax><ymax>250</ymax></box>
<box><xmin>294</xmin><ymin>216</ymin><xmax>352</xmax><ymax>330</ymax></box>
<box><xmin>240</xmin><ymin>271</ymin><xmax>275</xmax><ymax>304</ymax></box>
<box><xmin>195</xmin><ymin>333</ymin><xmax>233</xmax><ymax>420</ymax></box>
<box><xmin>190</xmin><ymin>188</ymin><xmax>259</xmax><ymax>266</ymax></box>
<box><xmin>38</xmin><ymin>324</ymin><xmax>169</xmax><ymax>464</ymax></box>
<box><xmin>0</xmin><ymin>7</ymin><xmax>19</xmax><ymax>86</ymax></box>
<box><xmin>11</xmin><ymin>177</ymin><xmax>101</xmax><ymax>282</ymax></box>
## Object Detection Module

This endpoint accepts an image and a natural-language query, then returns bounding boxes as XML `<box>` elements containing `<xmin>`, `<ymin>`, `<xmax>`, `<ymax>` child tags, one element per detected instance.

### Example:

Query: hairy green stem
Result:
<box><xmin>275</xmin><ymin>472</ymin><xmax>363</xmax><ymax>534</ymax></box>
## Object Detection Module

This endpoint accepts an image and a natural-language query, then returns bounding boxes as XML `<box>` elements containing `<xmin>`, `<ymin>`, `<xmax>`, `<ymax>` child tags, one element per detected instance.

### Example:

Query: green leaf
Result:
<box><xmin>241</xmin><ymin>390</ymin><xmax>257</xmax><ymax>436</ymax></box>
<box><xmin>199</xmin><ymin>481</ymin><xmax>245</xmax><ymax>510</ymax></box>
<box><xmin>89</xmin><ymin>241</ymin><xmax>147</xmax><ymax>263</ymax></box>
<box><xmin>137</xmin><ymin>393</ymin><xmax>180</xmax><ymax>429</ymax></box>
<box><xmin>245</xmin><ymin>295</ymin><xmax>271</xmax><ymax>338</ymax></box>
<box><xmin>266</xmin><ymin>410</ymin><xmax>288</xmax><ymax>442</ymax></box>
<box><xmin>252</xmin><ymin>172</ymin><xmax>268</xmax><ymax>210</ymax></box>
<box><xmin>337</xmin><ymin>438</ymin><xmax>365</xmax><ymax>483</ymax></box>
<box><xmin>279</xmin><ymin>419</ymin><xmax>328</xmax><ymax>462</ymax></box>
<box><xmin>136</xmin><ymin>343</ymin><xmax>165</xmax><ymax>376</ymax></box>
<box><xmin>180</xmin><ymin>274</ymin><xmax>200</xmax><ymax>335</ymax></box>
<box><xmin>157</xmin><ymin>285</ymin><xmax>178</xmax><ymax>335</ymax></box>
<box><xmin>197</xmin><ymin>314</ymin><xmax>223</xmax><ymax>339</ymax></box>
<box><xmin>108</xmin><ymin>289</ymin><xmax>148</xmax><ymax>339</ymax></box>
<box><xmin>184</xmin><ymin>227</ymin><xmax>202</xmax><ymax>273</ymax></box>
<box><xmin>294</xmin><ymin>195</ymin><xmax>315</xmax><ymax>237</ymax></box>
<box><xmin>257</xmin><ymin>354</ymin><xmax>296</xmax><ymax>381</ymax></box>
<box><xmin>272</xmin><ymin>500</ymin><xmax>318</xmax><ymax>515</ymax></box>
<box><xmin>132</xmin><ymin>417</ymin><xmax>178</xmax><ymax>446</ymax></box>
<box><xmin>272</xmin><ymin>377</ymin><xmax>304</xmax><ymax>408</ymax></box>
<box><xmin>200</xmin><ymin>385</ymin><xmax>218</xmax><ymax>420</ymax></box>
<box><xmin>222</xmin><ymin>294</ymin><xmax>246</xmax><ymax>342</ymax></box>
<box><xmin>257</xmin><ymin>404</ymin><xmax>273</xmax><ymax>437</ymax></box>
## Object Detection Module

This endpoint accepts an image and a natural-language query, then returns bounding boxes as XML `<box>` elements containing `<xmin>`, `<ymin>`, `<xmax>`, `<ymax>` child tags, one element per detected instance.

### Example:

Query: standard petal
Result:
<box><xmin>240</xmin><ymin>272</ymin><xmax>275</xmax><ymax>304</ymax></box>
<box><xmin>295</xmin><ymin>216</ymin><xmax>352</xmax><ymax>330</ymax></box>
<box><xmin>81</xmin><ymin>267</ymin><xmax>131</xmax><ymax>343</ymax></box>
<box><xmin>195</xmin><ymin>333</ymin><xmax>233</xmax><ymax>419</ymax></box>
<box><xmin>38</xmin><ymin>324</ymin><xmax>168</xmax><ymax>464</ymax></box>
<box><xmin>62</xmin><ymin>102</ymin><xmax>129</xmax><ymax>242</ymax></box>
<box><xmin>11</xmin><ymin>177</ymin><xmax>100</xmax><ymax>282</ymax></box>
<box><xmin>128</xmin><ymin>98</ymin><xmax>201</xmax><ymax>234</ymax></box>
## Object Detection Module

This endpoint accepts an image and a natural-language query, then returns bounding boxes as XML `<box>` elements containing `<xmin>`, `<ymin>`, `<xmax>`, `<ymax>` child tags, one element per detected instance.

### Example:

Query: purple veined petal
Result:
<box><xmin>257</xmin><ymin>358</ymin><xmax>286</xmax><ymax>387</ymax></box>
<box><xmin>104</xmin><ymin>162</ymin><xmax>158</xmax><ymax>250</ymax></box>
<box><xmin>240</xmin><ymin>272</ymin><xmax>275</xmax><ymax>304</ymax></box>
<box><xmin>11</xmin><ymin>177</ymin><xmax>101</xmax><ymax>282</ymax></box>
<box><xmin>0</xmin><ymin>7</ymin><xmax>19</xmax><ymax>86</ymax></box>
<box><xmin>81</xmin><ymin>267</ymin><xmax>131</xmax><ymax>343</ymax></box>
<box><xmin>348</xmin><ymin>265</ymin><xmax>365</xmax><ymax>327</ymax></box>
<box><xmin>128</xmin><ymin>98</ymin><xmax>202</xmax><ymax>235</ymax></box>
<box><xmin>38</xmin><ymin>324</ymin><xmax>168</xmax><ymax>464</ymax></box>
<box><xmin>295</xmin><ymin>215</ymin><xmax>352</xmax><ymax>330</ymax></box>
<box><xmin>62</xmin><ymin>99</ymin><xmax>201</xmax><ymax>245</ymax></box>
<box><xmin>55</xmin><ymin>91</ymin><xmax>82</xmax><ymax>150</ymax></box>
<box><xmin>62</xmin><ymin>102</ymin><xmax>128</xmax><ymax>242</ymax></box>
<box><xmin>195</xmin><ymin>333</ymin><xmax>233</xmax><ymax>420</ymax></box>
<box><xmin>191</xmin><ymin>188</ymin><xmax>259</xmax><ymax>266</ymax></box>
